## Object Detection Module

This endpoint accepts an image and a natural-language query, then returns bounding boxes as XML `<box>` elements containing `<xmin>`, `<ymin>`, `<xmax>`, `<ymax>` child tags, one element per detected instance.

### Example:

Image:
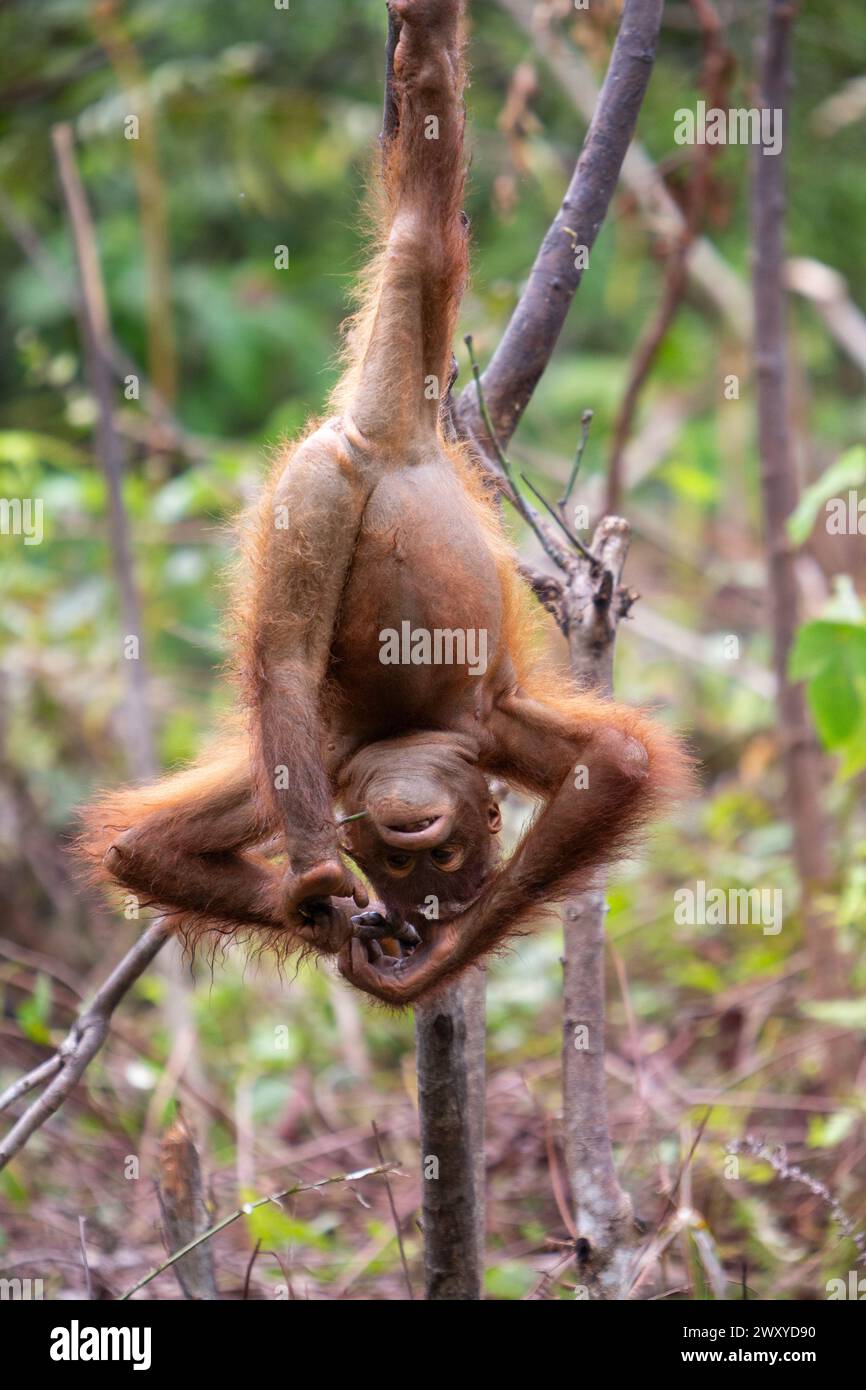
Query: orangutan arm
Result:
<box><xmin>247</xmin><ymin>423</ymin><xmax>372</xmax><ymax>912</ymax></box>
<box><xmin>340</xmin><ymin>689</ymin><xmax>688</xmax><ymax>1003</ymax></box>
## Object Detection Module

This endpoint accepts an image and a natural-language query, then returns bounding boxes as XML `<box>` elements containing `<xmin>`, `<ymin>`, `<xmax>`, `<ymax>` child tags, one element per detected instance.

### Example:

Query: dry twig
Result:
<box><xmin>0</xmin><ymin>920</ymin><xmax>171</xmax><ymax>1172</ymax></box>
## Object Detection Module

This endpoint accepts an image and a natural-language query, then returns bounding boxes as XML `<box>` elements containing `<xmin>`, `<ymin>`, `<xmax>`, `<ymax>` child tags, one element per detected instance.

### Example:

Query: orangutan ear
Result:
<box><xmin>487</xmin><ymin>802</ymin><xmax>502</xmax><ymax>833</ymax></box>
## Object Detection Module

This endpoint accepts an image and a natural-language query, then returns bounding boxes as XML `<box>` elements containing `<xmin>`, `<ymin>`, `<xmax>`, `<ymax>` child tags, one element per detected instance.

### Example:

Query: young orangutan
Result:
<box><xmin>79</xmin><ymin>0</ymin><xmax>689</xmax><ymax>1005</ymax></box>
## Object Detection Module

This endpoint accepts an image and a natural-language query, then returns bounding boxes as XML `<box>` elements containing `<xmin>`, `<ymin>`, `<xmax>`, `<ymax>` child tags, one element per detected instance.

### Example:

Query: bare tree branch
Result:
<box><xmin>0</xmin><ymin>1056</ymin><xmax>63</xmax><ymax>1115</ymax></box>
<box><xmin>606</xmin><ymin>0</ymin><xmax>731</xmax><ymax>512</ymax></box>
<box><xmin>457</xmin><ymin>0</ymin><xmax>664</xmax><ymax>450</ymax></box>
<box><xmin>750</xmin><ymin>0</ymin><xmax>861</xmax><ymax>1089</ymax></box>
<box><xmin>0</xmin><ymin>920</ymin><xmax>171</xmax><ymax>1172</ymax></box>
<box><xmin>0</xmin><ymin>190</ymin><xmax>208</xmax><ymax>462</ymax></box>
<box><xmin>456</xmin><ymin>0</ymin><xmax>665</xmax><ymax>451</ymax></box>
<box><xmin>491</xmin><ymin>0</ymin><xmax>752</xmax><ymax>340</ymax></box>
<box><xmin>785</xmin><ymin>256</ymin><xmax>866</xmax><ymax>379</ymax></box>
<box><xmin>53</xmin><ymin>119</ymin><xmax>208</xmax><ymax>1105</ymax></box>
<box><xmin>466</xmin><ymin>334</ymin><xmax>642</xmax><ymax>1293</ymax></box>
<box><xmin>464</xmin><ymin>334</ymin><xmax>578</xmax><ymax>577</ymax></box>
<box><xmin>559</xmin><ymin>517</ymin><xmax>638</xmax><ymax>1300</ymax></box>
<box><xmin>119</xmin><ymin>1162</ymin><xmax>401</xmax><ymax>1301</ymax></box>
<box><xmin>91</xmin><ymin>0</ymin><xmax>178</xmax><ymax>408</ymax></box>
<box><xmin>372</xmin><ymin>1119</ymin><xmax>415</xmax><ymax>1300</ymax></box>
<box><xmin>751</xmin><ymin>0</ymin><xmax>846</xmax><ymax>1010</ymax></box>
<box><xmin>52</xmin><ymin>121</ymin><xmax>157</xmax><ymax>781</ymax></box>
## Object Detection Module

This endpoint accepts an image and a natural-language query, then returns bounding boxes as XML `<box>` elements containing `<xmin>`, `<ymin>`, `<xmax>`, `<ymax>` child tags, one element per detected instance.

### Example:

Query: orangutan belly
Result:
<box><xmin>330</xmin><ymin>459</ymin><xmax>503</xmax><ymax>727</ymax></box>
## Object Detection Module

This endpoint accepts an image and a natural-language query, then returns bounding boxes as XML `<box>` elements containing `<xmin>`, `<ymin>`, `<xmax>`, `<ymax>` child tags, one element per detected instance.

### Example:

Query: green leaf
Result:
<box><xmin>244</xmin><ymin>1200</ymin><xmax>329</xmax><ymax>1249</ymax></box>
<box><xmin>808</xmin><ymin>664</ymin><xmax>861</xmax><ymax>744</ymax></box>
<box><xmin>484</xmin><ymin>1261</ymin><xmax>537</xmax><ymax>1300</ymax></box>
<box><xmin>802</xmin><ymin>998</ymin><xmax>866</xmax><ymax>1028</ymax></box>
<box><xmin>0</xmin><ymin>1168</ymin><xmax>28</xmax><ymax>1208</ymax></box>
<box><xmin>790</xmin><ymin>617</ymin><xmax>866</xmax><ymax>770</ymax></box>
<box><xmin>0</xmin><ymin>431</ymin><xmax>88</xmax><ymax>472</ymax></box>
<box><xmin>789</xmin><ymin>620</ymin><xmax>866</xmax><ymax>681</ymax></box>
<box><xmin>839</xmin><ymin>727</ymin><xmax>866</xmax><ymax>778</ymax></box>
<box><xmin>807</xmin><ymin>1110</ymin><xmax>857</xmax><ymax>1149</ymax></box>
<box><xmin>787</xmin><ymin>446</ymin><xmax>866</xmax><ymax>545</ymax></box>
<box><xmin>16</xmin><ymin>974</ymin><xmax>53</xmax><ymax>1045</ymax></box>
<box><xmin>661</xmin><ymin>457</ymin><xmax>720</xmax><ymax>506</ymax></box>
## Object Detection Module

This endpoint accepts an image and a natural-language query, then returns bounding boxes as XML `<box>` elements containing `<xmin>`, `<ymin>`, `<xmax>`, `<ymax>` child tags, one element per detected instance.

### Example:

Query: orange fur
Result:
<box><xmin>75</xmin><ymin>0</ymin><xmax>691</xmax><ymax>1002</ymax></box>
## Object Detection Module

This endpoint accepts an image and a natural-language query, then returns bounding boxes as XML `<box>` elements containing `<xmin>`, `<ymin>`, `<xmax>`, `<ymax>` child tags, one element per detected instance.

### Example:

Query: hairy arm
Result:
<box><xmin>247</xmin><ymin>424</ymin><xmax>371</xmax><ymax>918</ymax></box>
<box><xmin>340</xmin><ymin>690</ymin><xmax>688</xmax><ymax>1002</ymax></box>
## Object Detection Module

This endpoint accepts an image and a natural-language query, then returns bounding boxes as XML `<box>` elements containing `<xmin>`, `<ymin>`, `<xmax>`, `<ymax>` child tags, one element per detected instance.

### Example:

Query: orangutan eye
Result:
<box><xmin>430</xmin><ymin>844</ymin><xmax>465</xmax><ymax>872</ymax></box>
<box><xmin>385</xmin><ymin>851</ymin><xmax>416</xmax><ymax>877</ymax></box>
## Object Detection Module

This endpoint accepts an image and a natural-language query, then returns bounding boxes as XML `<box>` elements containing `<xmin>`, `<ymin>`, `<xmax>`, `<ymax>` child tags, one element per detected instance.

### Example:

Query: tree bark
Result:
<box><xmin>456</xmin><ymin>0</ymin><xmax>665</xmax><ymax>451</ymax></box>
<box><xmin>493</xmin><ymin>0</ymin><xmax>752</xmax><ymax>343</ymax></box>
<box><xmin>561</xmin><ymin>519</ymin><xmax>635</xmax><ymax>1299</ymax></box>
<box><xmin>52</xmin><ymin>121</ymin><xmax>156</xmax><ymax>783</ymax></box>
<box><xmin>0</xmin><ymin>920</ymin><xmax>171</xmax><ymax>1172</ymax></box>
<box><xmin>52</xmin><ymin>120</ymin><xmax>210</xmax><ymax>1132</ymax></box>
<box><xmin>414</xmin><ymin>968</ymin><xmax>486</xmax><ymax>1300</ymax></box>
<box><xmin>751</xmin><ymin>0</ymin><xmax>844</xmax><ymax>1001</ymax></box>
<box><xmin>157</xmin><ymin>1112</ymin><xmax>219</xmax><ymax>1300</ymax></box>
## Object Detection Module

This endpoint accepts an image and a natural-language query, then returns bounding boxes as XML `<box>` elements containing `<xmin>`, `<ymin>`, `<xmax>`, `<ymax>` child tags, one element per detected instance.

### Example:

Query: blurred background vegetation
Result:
<box><xmin>1</xmin><ymin>0</ymin><xmax>865</xmax><ymax>1299</ymax></box>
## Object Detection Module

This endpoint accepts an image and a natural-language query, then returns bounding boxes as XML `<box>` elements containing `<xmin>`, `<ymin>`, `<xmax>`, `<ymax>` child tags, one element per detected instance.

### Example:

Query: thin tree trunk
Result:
<box><xmin>456</xmin><ymin>0</ymin><xmax>665</xmax><ymax>451</ymax></box>
<box><xmin>561</xmin><ymin>518</ymin><xmax>635</xmax><ymax>1299</ymax></box>
<box><xmin>448</xmin><ymin>0</ymin><xmax>665</xmax><ymax>1299</ymax></box>
<box><xmin>751</xmin><ymin>0</ymin><xmax>845</xmax><ymax>1002</ymax></box>
<box><xmin>52</xmin><ymin>122</ymin><xmax>156</xmax><ymax>783</ymax></box>
<box><xmin>414</xmin><ymin>968</ymin><xmax>486</xmax><ymax>1300</ymax></box>
<box><xmin>52</xmin><ymin>121</ymin><xmax>209</xmax><ymax>1129</ymax></box>
<box><xmin>91</xmin><ymin>0</ymin><xmax>177</xmax><ymax>409</ymax></box>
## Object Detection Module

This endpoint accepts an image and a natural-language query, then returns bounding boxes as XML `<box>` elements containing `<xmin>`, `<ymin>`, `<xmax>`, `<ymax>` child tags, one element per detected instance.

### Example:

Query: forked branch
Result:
<box><xmin>0</xmin><ymin>920</ymin><xmax>171</xmax><ymax>1172</ymax></box>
